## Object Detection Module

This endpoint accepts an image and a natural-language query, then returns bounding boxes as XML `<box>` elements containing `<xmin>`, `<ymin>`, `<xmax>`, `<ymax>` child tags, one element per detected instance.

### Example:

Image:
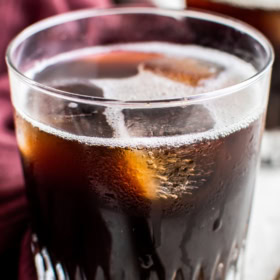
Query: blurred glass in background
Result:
<box><xmin>185</xmin><ymin>0</ymin><xmax>280</xmax><ymax>165</ymax></box>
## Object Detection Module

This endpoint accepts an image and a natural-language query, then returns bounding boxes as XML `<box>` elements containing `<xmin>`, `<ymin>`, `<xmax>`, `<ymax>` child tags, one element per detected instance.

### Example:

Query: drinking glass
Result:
<box><xmin>6</xmin><ymin>7</ymin><xmax>274</xmax><ymax>280</ymax></box>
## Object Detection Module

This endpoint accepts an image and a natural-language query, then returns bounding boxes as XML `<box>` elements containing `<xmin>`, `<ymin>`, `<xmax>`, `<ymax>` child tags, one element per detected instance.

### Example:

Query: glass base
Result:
<box><xmin>31</xmin><ymin>234</ymin><xmax>246</xmax><ymax>280</ymax></box>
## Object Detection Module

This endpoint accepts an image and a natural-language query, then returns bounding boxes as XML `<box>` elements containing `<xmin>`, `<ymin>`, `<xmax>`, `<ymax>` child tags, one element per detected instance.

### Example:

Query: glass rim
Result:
<box><xmin>6</xmin><ymin>7</ymin><xmax>274</xmax><ymax>108</ymax></box>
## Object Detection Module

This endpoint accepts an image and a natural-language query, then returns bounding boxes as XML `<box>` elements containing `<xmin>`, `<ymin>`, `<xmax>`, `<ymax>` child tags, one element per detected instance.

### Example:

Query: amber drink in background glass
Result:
<box><xmin>187</xmin><ymin>0</ymin><xmax>280</xmax><ymax>130</ymax></box>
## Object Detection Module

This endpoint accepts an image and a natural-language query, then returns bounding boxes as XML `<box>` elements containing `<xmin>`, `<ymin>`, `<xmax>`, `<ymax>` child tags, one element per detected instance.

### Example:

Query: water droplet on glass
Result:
<box><xmin>138</xmin><ymin>254</ymin><xmax>154</xmax><ymax>269</ymax></box>
<box><xmin>216</xmin><ymin>263</ymin><xmax>224</xmax><ymax>279</ymax></box>
<box><xmin>213</xmin><ymin>218</ymin><xmax>222</xmax><ymax>232</ymax></box>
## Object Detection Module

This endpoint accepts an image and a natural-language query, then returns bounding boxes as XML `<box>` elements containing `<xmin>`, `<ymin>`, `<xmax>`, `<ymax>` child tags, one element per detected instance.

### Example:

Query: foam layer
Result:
<box><xmin>19</xmin><ymin>42</ymin><xmax>264</xmax><ymax>148</ymax></box>
<box><xmin>17</xmin><ymin>107</ymin><xmax>263</xmax><ymax>148</ymax></box>
<box><xmin>27</xmin><ymin>42</ymin><xmax>257</xmax><ymax>101</ymax></box>
<box><xmin>79</xmin><ymin>43</ymin><xmax>256</xmax><ymax>138</ymax></box>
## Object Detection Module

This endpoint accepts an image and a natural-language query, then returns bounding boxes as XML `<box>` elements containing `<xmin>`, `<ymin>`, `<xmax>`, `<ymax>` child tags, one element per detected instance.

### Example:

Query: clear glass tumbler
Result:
<box><xmin>6</xmin><ymin>7</ymin><xmax>273</xmax><ymax>280</ymax></box>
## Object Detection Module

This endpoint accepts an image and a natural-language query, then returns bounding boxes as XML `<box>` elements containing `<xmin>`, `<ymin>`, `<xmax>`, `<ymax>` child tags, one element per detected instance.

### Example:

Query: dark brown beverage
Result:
<box><xmin>187</xmin><ymin>0</ymin><xmax>280</xmax><ymax>128</ymax></box>
<box><xmin>15</xmin><ymin>43</ymin><xmax>265</xmax><ymax>279</ymax></box>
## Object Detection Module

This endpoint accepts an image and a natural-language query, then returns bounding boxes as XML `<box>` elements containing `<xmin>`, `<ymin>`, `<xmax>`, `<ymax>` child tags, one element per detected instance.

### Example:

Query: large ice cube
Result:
<box><xmin>30</xmin><ymin>81</ymin><xmax>114</xmax><ymax>138</ymax></box>
<box><xmin>141</xmin><ymin>56</ymin><xmax>222</xmax><ymax>87</ymax></box>
<box><xmin>123</xmin><ymin>105</ymin><xmax>215</xmax><ymax>137</ymax></box>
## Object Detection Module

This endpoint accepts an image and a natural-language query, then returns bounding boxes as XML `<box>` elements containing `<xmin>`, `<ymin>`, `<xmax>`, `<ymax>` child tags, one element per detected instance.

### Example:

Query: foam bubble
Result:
<box><xmin>104</xmin><ymin>107</ymin><xmax>130</xmax><ymax>138</ymax></box>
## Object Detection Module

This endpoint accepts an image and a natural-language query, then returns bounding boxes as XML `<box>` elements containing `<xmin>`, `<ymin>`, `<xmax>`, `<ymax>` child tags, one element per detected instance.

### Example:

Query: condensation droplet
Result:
<box><xmin>138</xmin><ymin>254</ymin><xmax>154</xmax><ymax>269</ymax></box>
<box><xmin>213</xmin><ymin>218</ymin><xmax>223</xmax><ymax>232</ymax></box>
<box><xmin>217</xmin><ymin>263</ymin><xmax>224</xmax><ymax>279</ymax></box>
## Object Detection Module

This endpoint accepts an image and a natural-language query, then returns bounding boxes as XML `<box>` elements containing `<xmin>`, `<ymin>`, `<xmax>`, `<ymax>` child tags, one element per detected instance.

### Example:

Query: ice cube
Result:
<box><xmin>123</xmin><ymin>105</ymin><xmax>215</xmax><ymax>137</ymax></box>
<box><xmin>30</xmin><ymin>81</ymin><xmax>114</xmax><ymax>138</ymax></box>
<box><xmin>141</xmin><ymin>57</ymin><xmax>222</xmax><ymax>86</ymax></box>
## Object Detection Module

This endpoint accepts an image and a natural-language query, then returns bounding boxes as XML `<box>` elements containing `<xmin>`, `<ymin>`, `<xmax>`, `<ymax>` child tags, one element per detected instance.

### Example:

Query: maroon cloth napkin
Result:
<box><xmin>0</xmin><ymin>0</ymin><xmax>110</xmax><ymax>279</ymax></box>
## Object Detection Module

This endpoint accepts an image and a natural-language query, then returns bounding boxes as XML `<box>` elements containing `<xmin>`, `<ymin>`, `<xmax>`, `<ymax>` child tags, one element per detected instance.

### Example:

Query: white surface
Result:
<box><xmin>151</xmin><ymin>0</ymin><xmax>186</xmax><ymax>9</ymax></box>
<box><xmin>245</xmin><ymin>166</ymin><xmax>280</xmax><ymax>280</ymax></box>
